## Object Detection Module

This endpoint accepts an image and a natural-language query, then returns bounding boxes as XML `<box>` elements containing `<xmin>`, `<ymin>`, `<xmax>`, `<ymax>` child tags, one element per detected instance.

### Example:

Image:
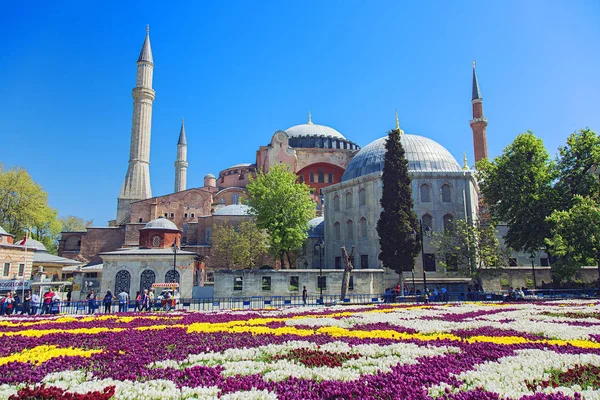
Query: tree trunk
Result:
<box><xmin>340</xmin><ymin>246</ymin><xmax>355</xmax><ymax>301</ymax></box>
<box><xmin>286</xmin><ymin>251</ymin><xmax>294</xmax><ymax>270</ymax></box>
<box><xmin>279</xmin><ymin>251</ymin><xmax>285</xmax><ymax>269</ymax></box>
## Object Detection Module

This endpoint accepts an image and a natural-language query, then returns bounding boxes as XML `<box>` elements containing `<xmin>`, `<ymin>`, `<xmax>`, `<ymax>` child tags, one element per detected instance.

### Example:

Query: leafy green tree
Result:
<box><xmin>431</xmin><ymin>219</ymin><xmax>509</xmax><ymax>283</ymax></box>
<box><xmin>554</xmin><ymin>128</ymin><xmax>600</xmax><ymax>209</ymax></box>
<box><xmin>246</xmin><ymin>165</ymin><xmax>315</xmax><ymax>269</ymax></box>
<box><xmin>0</xmin><ymin>165</ymin><xmax>61</xmax><ymax>253</ymax></box>
<box><xmin>60</xmin><ymin>215</ymin><xmax>93</xmax><ymax>232</ymax></box>
<box><xmin>476</xmin><ymin>132</ymin><xmax>555</xmax><ymax>253</ymax></box>
<box><xmin>235</xmin><ymin>220</ymin><xmax>268</xmax><ymax>268</ymax></box>
<box><xmin>546</xmin><ymin>195</ymin><xmax>600</xmax><ymax>289</ymax></box>
<box><xmin>376</xmin><ymin>129</ymin><xmax>420</xmax><ymax>277</ymax></box>
<box><xmin>211</xmin><ymin>223</ymin><xmax>238</xmax><ymax>269</ymax></box>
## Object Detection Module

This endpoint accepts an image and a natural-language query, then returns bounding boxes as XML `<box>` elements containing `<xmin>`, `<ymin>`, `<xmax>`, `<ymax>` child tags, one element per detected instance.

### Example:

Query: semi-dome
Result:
<box><xmin>141</xmin><ymin>217</ymin><xmax>179</xmax><ymax>231</ymax></box>
<box><xmin>213</xmin><ymin>204</ymin><xmax>251</xmax><ymax>216</ymax></box>
<box><xmin>342</xmin><ymin>134</ymin><xmax>461</xmax><ymax>182</ymax></box>
<box><xmin>307</xmin><ymin>216</ymin><xmax>324</xmax><ymax>238</ymax></box>
<box><xmin>13</xmin><ymin>238</ymin><xmax>47</xmax><ymax>251</ymax></box>
<box><xmin>285</xmin><ymin>123</ymin><xmax>346</xmax><ymax>140</ymax></box>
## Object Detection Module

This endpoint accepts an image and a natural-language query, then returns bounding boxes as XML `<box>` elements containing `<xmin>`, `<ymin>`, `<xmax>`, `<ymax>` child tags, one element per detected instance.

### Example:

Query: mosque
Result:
<box><xmin>58</xmin><ymin>28</ymin><xmax>491</xmax><ymax>298</ymax></box>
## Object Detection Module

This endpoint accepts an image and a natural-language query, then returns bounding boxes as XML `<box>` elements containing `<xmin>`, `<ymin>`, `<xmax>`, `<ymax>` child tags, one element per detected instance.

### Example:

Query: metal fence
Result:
<box><xmin>2</xmin><ymin>289</ymin><xmax>597</xmax><ymax>316</ymax></box>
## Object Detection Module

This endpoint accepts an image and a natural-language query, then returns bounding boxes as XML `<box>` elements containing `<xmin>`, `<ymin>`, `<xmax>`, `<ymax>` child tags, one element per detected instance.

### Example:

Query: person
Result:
<box><xmin>135</xmin><ymin>291</ymin><xmax>141</xmax><ymax>311</ymax></box>
<box><xmin>31</xmin><ymin>292</ymin><xmax>40</xmax><ymax>315</ymax></box>
<box><xmin>162</xmin><ymin>290</ymin><xmax>172</xmax><ymax>311</ymax></box>
<box><xmin>302</xmin><ymin>286</ymin><xmax>307</xmax><ymax>305</ymax></box>
<box><xmin>103</xmin><ymin>291</ymin><xmax>113</xmax><ymax>314</ymax></box>
<box><xmin>141</xmin><ymin>289</ymin><xmax>150</xmax><ymax>312</ymax></box>
<box><xmin>43</xmin><ymin>290</ymin><xmax>54</xmax><ymax>315</ymax></box>
<box><xmin>87</xmin><ymin>290</ymin><xmax>96</xmax><ymax>314</ymax></box>
<box><xmin>13</xmin><ymin>293</ymin><xmax>21</xmax><ymax>314</ymax></box>
<box><xmin>50</xmin><ymin>292</ymin><xmax>61</xmax><ymax>314</ymax></box>
<box><xmin>4</xmin><ymin>292</ymin><xmax>14</xmax><ymax>315</ymax></box>
<box><xmin>148</xmin><ymin>288</ymin><xmax>155</xmax><ymax>311</ymax></box>
<box><xmin>66</xmin><ymin>289</ymin><xmax>72</xmax><ymax>304</ymax></box>
<box><xmin>441</xmin><ymin>287</ymin><xmax>448</xmax><ymax>302</ymax></box>
<box><xmin>22</xmin><ymin>291</ymin><xmax>31</xmax><ymax>315</ymax></box>
<box><xmin>118</xmin><ymin>290</ymin><xmax>129</xmax><ymax>313</ymax></box>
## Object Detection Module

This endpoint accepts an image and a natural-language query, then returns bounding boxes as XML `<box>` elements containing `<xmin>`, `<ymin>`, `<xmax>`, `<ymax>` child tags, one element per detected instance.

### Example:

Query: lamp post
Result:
<box><xmin>529</xmin><ymin>253</ymin><xmax>537</xmax><ymax>289</ymax></box>
<box><xmin>314</xmin><ymin>238</ymin><xmax>324</xmax><ymax>303</ymax></box>
<box><xmin>411</xmin><ymin>268</ymin><xmax>416</xmax><ymax>296</ymax></box>
<box><xmin>171</xmin><ymin>240</ymin><xmax>178</xmax><ymax>276</ymax></box>
<box><xmin>420</xmin><ymin>219</ymin><xmax>432</xmax><ymax>298</ymax></box>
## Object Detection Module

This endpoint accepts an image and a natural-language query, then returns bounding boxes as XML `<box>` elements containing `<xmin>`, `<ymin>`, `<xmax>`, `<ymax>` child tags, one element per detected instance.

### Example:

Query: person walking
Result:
<box><xmin>87</xmin><ymin>290</ymin><xmax>96</xmax><ymax>314</ymax></box>
<box><xmin>30</xmin><ymin>292</ymin><xmax>40</xmax><ymax>315</ymax></box>
<box><xmin>148</xmin><ymin>288</ymin><xmax>155</xmax><ymax>311</ymax></box>
<box><xmin>103</xmin><ymin>291</ymin><xmax>113</xmax><ymax>314</ymax></box>
<box><xmin>141</xmin><ymin>289</ymin><xmax>150</xmax><ymax>312</ymax></box>
<box><xmin>21</xmin><ymin>291</ymin><xmax>31</xmax><ymax>315</ymax></box>
<box><xmin>118</xmin><ymin>290</ymin><xmax>129</xmax><ymax>313</ymax></box>
<box><xmin>302</xmin><ymin>286</ymin><xmax>307</xmax><ymax>305</ymax></box>
<box><xmin>135</xmin><ymin>291</ymin><xmax>141</xmax><ymax>311</ymax></box>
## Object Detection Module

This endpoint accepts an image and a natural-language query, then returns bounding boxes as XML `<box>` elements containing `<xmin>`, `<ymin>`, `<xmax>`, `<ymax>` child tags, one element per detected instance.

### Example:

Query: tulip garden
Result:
<box><xmin>0</xmin><ymin>301</ymin><xmax>599</xmax><ymax>399</ymax></box>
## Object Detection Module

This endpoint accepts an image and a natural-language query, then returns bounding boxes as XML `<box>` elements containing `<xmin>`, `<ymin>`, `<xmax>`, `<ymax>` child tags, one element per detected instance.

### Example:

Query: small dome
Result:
<box><xmin>285</xmin><ymin>123</ymin><xmax>346</xmax><ymax>140</ymax></box>
<box><xmin>141</xmin><ymin>217</ymin><xmax>179</xmax><ymax>231</ymax></box>
<box><xmin>204</xmin><ymin>173</ymin><xmax>216</xmax><ymax>179</ymax></box>
<box><xmin>213</xmin><ymin>204</ymin><xmax>251</xmax><ymax>216</ymax></box>
<box><xmin>342</xmin><ymin>134</ymin><xmax>461</xmax><ymax>182</ymax></box>
<box><xmin>307</xmin><ymin>216</ymin><xmax>324</xmax><ymax>238</ymax></box>
<box><xmin>13</xmin><ymin>238</ymin><xmax>47</xmax><ymax>252</ymax></box>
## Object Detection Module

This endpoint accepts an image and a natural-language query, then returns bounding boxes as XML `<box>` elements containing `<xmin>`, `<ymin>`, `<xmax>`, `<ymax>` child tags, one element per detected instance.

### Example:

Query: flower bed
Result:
<box><xmin>0</xmin><ymin>301</ymin><xmax>599</xmax><ymax>399</ymax></box>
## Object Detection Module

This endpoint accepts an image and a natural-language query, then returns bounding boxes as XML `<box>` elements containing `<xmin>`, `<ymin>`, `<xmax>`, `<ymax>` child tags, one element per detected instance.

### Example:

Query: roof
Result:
<box><xmin>178</xmin><ymin>119</ymin><xmax>187</xmax><ymax>145</ymax></box>
<box><xmin>285</xmin><ymin>123</ymin><xmax>346</xmax><ymax>140</ymax></box>
<box><xmin>307</xmin><ymin>216</ymin><xmax>324</xmax><ymax>238</ymax></box>
<box><xmin>63</xmin><ymin>263</ymin><xmax>103</xmax><ymax>273</ymax></box>
<box><xmin>140</xmin><ymin>217</ymin><xmax>179</xmax><ymax>231</ymax></box>
<box><xmin>12</xmin><ymin>238</ymin><xmax>47</xmax><ymax>251</ymax></box>
<box><xmin>0</xmin><ymin>226</ymin><xmax>13</xmax><ymax>237</ymax></box>
<box><xmin>341</xmin><ymin>134</ymin><xmax>461</xmax><ymax>182</ymax></box>
<box><xmin>472</xmin><ymin>63</ymin><xmax>482</xmax><ymax>100</ymax></box>
<box><xmin>100</xmin><ymin>248</ymin><xmax>197</xmax><ymax>256</ymax></box>
<box><xmin>32</xmin><ymin>252</ymin><xmax>82</xmax><ymax>266</ymax></box>
<box><xmin>213</xmin><ymin>204</ymin><xmax>252</xmax><ymax>216</ymax></box>
<box><xmin>204</xmin><ymin>173</ymin><xmax>216</xmax><ymax>179</ymax></box>
<box><xmin>137</xmin><ymin>28</ymin><xmax>153</xmax><ymax>64</ymax></box>
<box><xmin>225</xmin><ymin>163</ymin><xmax>254</xmax><ymax>170</ymax></box>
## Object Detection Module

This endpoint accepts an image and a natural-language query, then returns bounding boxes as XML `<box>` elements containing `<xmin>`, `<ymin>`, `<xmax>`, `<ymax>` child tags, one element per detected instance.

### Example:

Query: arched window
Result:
<box><xmin>346</xmin><ymin>219</ymin><xmax>354</xmax><ymax>240</ymax></box>
<box><xmin>114</xmin><ymin>270</ymin><xmax>131</xmax><ymax>295</ymax></box>
<box><xmin>422</xmin><ymin>214</ymin><xmax>433</xmax><ymax>231</ymax></box>
<box><xmin>334</xmin><ymin>222</ymin><xmax>341</xmax><ymax>241</ymax></box>
<box><xmin>345</xmin><ymin>192</ymin><xmax>353</xmax><ymax>209</ymax></box>
<box><xmin>443</xmin><ymin>214</ymin><xmax>454</xmax><ymax>232</ymax></box>
<box><xmin>359</xmin><ymin>188</ymin><xmax>366</xmax><ymax>206</ymax></box>
<box><xmin>140</xmin><ymin>270</ymin><xmax>156</xmax><ymax>293</ymax></box>
<box><xmin>333</xmin><ymin>195</ymin><xmax>340</xmax><ymax>212</ymax></box>
<box><xmin>359</xmin><ymin>217</ymin><xmax>367</xmax><ymax>239</ymax></box>
<box><xmin>152</xmin><ymin>236</ymin><xmax>160</xmax><ymax>247</ymax></box>
<box><xmin>441</xmin><ymin>184</ymin><xmax>452</xmax><ymax>203</ymax></box>
<box><xmin>165</xmin><ymin>270</ymin><xmax>180</xmax><ymax>284</ymax></box>
<box><xmin>420</xmin><ymin>184</ymin><xmax>431</xmax><ymax>203</ymax></box>
<box><xmin>231</xmin><ymin>193</ymin><xmax>240</xmax><ymax>205</ymax></box>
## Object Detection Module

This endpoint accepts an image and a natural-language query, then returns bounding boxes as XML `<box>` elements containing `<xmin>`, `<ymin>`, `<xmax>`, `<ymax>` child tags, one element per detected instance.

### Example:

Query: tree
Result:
<box><xmin>476</xmin><ymin>132</ymin><xmax>555</xmax><ymax>253</ymax></box>
<box><xmin>376</xmin><ymin>129</ymin><xmax>420</xmax><ymax>278</ymax></box>
<box><xmin>211</xmin><ymin>223</ymin><xmax>238</xmax><ymax>269</ymax></box>
<box><xmin>246</xmin><ymin>165</ymin><xmax>315</xmax><ymax>269</ymax></box>
<box><xmin>431</xmin><ymin>219</ymin><xmax>509</xmax><ymax>283</ymax></box>
<box><xmin>235</xmin><ymin>220</ymin><xmax>268</xmax><ymax>269</ymax></box>
<box><xmin>60</xmin><ymin>215</ymin><xmax>93</xmax><ymax>232</ymax></box>
<box><xmin>546</xmin><ymin>195</ymin><xmax>600</xmax><ymax>289</ymax></box>
<box><xmin>0</xmin><ymin>165</ymin><xmax>61</xmax><ymax>254</ymax></box>
<box><xmin>554</xmin><ymin>128</ymin><xmax>600</xmax><ymax>209</ymax></box>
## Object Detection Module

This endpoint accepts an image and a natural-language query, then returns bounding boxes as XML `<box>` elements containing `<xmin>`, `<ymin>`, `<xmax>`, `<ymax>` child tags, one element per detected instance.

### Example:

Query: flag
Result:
<box><xmin>19</xmin><ymin>234</ymin><xmax>26</xmax><ymax>246</ymax></box>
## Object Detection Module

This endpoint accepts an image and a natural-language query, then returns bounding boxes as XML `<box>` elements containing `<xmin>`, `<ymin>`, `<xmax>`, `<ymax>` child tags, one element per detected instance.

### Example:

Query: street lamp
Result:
<box><xmin>420</xmin><ymin>219</ymin><xmax>432</xmax><ymax>299</ymax></box>
<box><xmin>171</xmin><ymin>240</ymin><xmax>179</xmax><ymax>276</ymax></box>
<box><xmin>314</xmin><ymin>238</ymin><xmax>324</xmax><ymax>303</ymax></box>
<box><xmin>529</xmin><ymin>253</ymin><xmax>537</xmax><ymax>289</ymax></box>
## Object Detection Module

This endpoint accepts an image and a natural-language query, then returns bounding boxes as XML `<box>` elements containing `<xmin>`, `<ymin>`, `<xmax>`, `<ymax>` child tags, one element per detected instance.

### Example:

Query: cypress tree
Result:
<box><xmin>376</xmin><ymin>128</ymin><xmax>420</xmax><ymax>278</ymax></box>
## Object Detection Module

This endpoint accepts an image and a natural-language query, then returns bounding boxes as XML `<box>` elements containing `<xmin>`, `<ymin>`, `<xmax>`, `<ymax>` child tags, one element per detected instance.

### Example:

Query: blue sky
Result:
<box><xmin>1</xmin><ymin>1</ymin><xmax>599</xmax><ymax>226</ymax></box>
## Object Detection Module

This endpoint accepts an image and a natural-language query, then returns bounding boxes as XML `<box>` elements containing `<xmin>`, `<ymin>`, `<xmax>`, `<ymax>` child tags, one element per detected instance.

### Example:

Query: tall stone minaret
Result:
<box><xmin>117</xmin><ymin>26</ymin><xmax>156</xmax><ymax>224</ymax></box>
<box><xmin>470</xmin><ymin>61</ymin><xmax>488</xmax><ymax>165</ymax></box>
<box><xmin>174</xmin><ymin>118</ymin><xmax>188</xmax><ymax>192</ymax></box>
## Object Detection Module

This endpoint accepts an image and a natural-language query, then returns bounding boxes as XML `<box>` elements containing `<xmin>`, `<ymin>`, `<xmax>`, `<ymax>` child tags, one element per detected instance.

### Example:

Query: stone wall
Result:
<box><xmin>213</xmin><ymin>269</ymin><xmax>385</xmax><ymax>298</ymax></box>
<box><xmin>481</xmin><ymin>266</ymin><xmax>599</xmax><ymax>291</ymax></box>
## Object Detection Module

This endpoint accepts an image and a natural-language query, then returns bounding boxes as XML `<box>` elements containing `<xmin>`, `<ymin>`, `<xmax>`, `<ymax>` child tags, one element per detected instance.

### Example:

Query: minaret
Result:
<box><xmin>470</xmin><ymin>61</ymin><xmax>488</xmax><ymax>165</ymax></box>
<box><xmin>174</xmin><ymin>118</ymin><xmax>188</xmax><ymax>192</ymax></box>
<box><xmin>117</xmin><ymin>26</ymin><xmax>156</xmax><ymax>223</ymax></box>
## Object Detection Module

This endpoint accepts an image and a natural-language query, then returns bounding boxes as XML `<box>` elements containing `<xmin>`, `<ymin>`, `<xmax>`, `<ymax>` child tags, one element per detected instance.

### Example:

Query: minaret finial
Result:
<box><xmin>146</xmin><ymin>24</ymin><xmax>150</xmax><ymax>34</ymax></box>
<box><xmin>463</xmin><ymin>152</ymin><xmax>469</xmax><ymax>170</ymax></box>
<box><xmin>395</xmin><ymin>109</ymin><xmax>400</xmax><ymax>131</ymax></box>
<box><xmin>472</xmin><ymin>59</ymin><xmax>475</xmax><ymax>69</ymax></box>
<box><xmin>308</xmin><ymin>110</ymin><xmax>313</xmax><ymax>124</ymax></box>
<box><xmin>182</xmin><ymin>117</ymin><xmax>184</xmax><ymax>124</ymax></box>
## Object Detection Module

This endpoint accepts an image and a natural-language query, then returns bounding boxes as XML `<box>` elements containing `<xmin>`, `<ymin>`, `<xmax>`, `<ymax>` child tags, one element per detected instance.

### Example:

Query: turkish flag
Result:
<box><xmin>19</xmin><ymin>235</ymin><xmax>26</xmax><ymax>245</ymax></box>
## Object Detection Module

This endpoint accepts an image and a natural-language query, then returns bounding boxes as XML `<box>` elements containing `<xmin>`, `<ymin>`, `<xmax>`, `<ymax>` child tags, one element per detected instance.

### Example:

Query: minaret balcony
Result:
<box><xmin>470</xmin><ymin>117</ymin><xmax>488</xmax><ymax>125</ymax></box>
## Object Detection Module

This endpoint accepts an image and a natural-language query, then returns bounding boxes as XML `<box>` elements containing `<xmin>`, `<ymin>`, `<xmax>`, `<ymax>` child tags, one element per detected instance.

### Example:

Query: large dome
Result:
<box><xmin>285</xmin><ymin>123</ymin><xmax>346</xmax><ymax>140</ymax></box>
<box><xmin>141</xmin><ymin>217</ymin><xmax>179</xmax><ymax>231</ymax></box>
<box><xmin>342</xmin><ymin>134</ymin><xmax>461</xmax><ymax>182</ymax></box>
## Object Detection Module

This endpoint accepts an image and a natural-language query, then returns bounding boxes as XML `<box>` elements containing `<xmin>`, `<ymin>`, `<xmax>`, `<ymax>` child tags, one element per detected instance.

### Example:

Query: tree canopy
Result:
<box><xmin>210</xmin><ymin>220</ymin><xmax>268</xmax><ymax>270</ymax></box>
<box><xmin>246</xmin><ymin>165</ymin><xmax>315</xmax><ymax>268</ymax></box>
<box><xmin>59</xmin><ymin>215</ymin><xmax>93</xmax><ymax>232</ymax></box>
<box><xmin>376</xmin><ymin>129</ymin><xmax>420</xmax><ymax>276</ymax></box>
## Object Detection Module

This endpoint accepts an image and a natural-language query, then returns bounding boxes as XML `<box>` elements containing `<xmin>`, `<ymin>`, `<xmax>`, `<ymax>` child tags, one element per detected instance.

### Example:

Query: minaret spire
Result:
<box><xmin>308</xmin><ymin>110</ymin><xmax>313</xmax><ymax>124</ymax></box>
<box><xmin>117</xmin><ymin>27</ymin><xmax>156</xmax><ymax>224</ymax></box>
<box><xmin>463</xmin><ymin>152</ymin><xmax>469</xmax><ymax>170</ymax></box>
<box><xmin>469</xmin><ymin>60</ymin><xmax>488</xmax><ymax>164</ymax></box>
<box><xmin>174</xmin><ymin>118</ymin><xmax>188</xmax><ymax>192</ymax></box>
<box><xmin>394</xmin><ymin>110</ymin><xmax>404</xmax><ymax>135</ymax></box>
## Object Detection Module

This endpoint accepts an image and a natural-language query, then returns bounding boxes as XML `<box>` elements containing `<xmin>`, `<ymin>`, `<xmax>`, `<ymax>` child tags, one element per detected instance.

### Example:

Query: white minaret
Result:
<box><xmin>174</xmin><ymin>118</ymin><xmax>188</xmax><ymax>192</ymax></box>
<box><xmin>117</xmin><ymin>26</ymin><xmax>155</xmax><ymax>224</ymax></box>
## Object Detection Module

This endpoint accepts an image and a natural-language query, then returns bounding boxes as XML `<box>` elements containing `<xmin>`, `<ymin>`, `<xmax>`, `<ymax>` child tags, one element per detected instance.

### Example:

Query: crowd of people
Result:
<box><xmin>0</xmin><ymin>289</ymin><xmax>62</xmax><ymax>315</ymax></box>
<box><xmin>383</xmin><ymin>285</ymin><xmax>449</xmax><ymax>303</ymax></box>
